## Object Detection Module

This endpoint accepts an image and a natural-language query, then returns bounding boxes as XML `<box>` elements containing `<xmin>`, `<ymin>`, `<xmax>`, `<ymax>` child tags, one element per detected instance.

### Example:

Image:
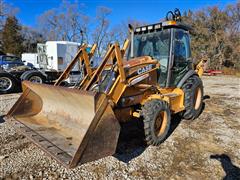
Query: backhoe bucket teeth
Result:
<box><xmin>4</xmin><ymin>81</ymin><xmax>120</xmax><ymax>168</ymax></box>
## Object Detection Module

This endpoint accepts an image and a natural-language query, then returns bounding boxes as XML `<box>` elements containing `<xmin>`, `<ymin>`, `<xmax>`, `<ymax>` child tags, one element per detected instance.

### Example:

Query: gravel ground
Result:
<box><xmin>0</xmin><ymin>75</ymin><xmax>240</xmax><ymax>179</ymax></box>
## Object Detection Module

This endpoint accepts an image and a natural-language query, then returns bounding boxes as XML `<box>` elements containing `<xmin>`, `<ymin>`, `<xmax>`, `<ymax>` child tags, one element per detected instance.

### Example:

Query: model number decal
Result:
<box><xmin>137</xmin><ymin>64</ymin><xmax>153</xmax><ymax>75</ymax></box>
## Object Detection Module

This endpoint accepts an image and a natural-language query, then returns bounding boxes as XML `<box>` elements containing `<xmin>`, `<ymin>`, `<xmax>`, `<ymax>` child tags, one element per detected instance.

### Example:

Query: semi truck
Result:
<box><xmin>0</xmin><ymin>41</ymin><xmax>85</xmax><ymax>94</ymax></box>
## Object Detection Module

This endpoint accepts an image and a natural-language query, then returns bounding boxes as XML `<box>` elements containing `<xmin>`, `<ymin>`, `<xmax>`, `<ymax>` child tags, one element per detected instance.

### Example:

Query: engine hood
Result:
<box><xmin>123</xmin><ymin>56</ymin><xmax>159</xmax><ymax>78</ymax></box>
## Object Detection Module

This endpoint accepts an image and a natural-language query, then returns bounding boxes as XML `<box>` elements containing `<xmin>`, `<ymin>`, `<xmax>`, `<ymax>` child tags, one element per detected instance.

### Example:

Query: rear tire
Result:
<box><xmin>21</xmin><ymin>71</ymin><xmax>46</xmax><ymax>84</ymax></box>
<box><xmin>182</xmin><ymin>75</ymin><xmax>203</xmax><ymax>120</ymax></box>
<box><xmin>0</xmin><ymin>73</ymin><xmax>17</xmax><ymax>94</ymax></box>
<box><xmin>142</xmin><ymin>99</ymin><xmax>171</xmax><ymax>146</ymax></box>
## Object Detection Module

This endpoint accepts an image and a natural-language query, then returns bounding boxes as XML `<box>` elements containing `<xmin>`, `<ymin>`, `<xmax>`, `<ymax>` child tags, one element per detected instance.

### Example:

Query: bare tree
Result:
<box><xmin>92</xmin><ymin>6</ymin><xmax>112</xmax><ymax>57</ymax></box>
<box><xmin>37</xmin><ymin>1</ymin><xmax>147</xmax><ymax>57</ymax></box>
<box><xmin>22</xmin><ymin>26</ymin><xmax>45</xmax><ymax>53</ymax></box>
<box><xmin>38</xmin><ymin>0</ymin><xmax>90</xmax><ymax>43</ymax></box>
<box><xmin>94</xmin><ymin>17</ymin><xmax>147</xmax><ymax>57</ymax></box>
<box><xmin>0</xmin><ymin>0</ymin><xmax>18</xmax><ymax>29</ymax></box>
<box><xmin>110</xmin><ymin>19</ymin><xmax>147</xmax><ymax>44</ymax></box>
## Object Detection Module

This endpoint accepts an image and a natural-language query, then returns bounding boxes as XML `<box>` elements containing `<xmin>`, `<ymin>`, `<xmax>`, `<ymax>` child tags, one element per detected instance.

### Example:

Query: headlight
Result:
<box><xmin>2</xmin><ymin>64</ymin><xmax>9</xmax><ymax>70</ymax></box>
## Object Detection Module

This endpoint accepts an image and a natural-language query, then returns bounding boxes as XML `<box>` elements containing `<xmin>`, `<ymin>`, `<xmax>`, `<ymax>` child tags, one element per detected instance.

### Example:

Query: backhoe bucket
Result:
<box><xmin>5</xmin><ymin>81</ymin><xmax>120</xmax><ymax>168</ymax></box>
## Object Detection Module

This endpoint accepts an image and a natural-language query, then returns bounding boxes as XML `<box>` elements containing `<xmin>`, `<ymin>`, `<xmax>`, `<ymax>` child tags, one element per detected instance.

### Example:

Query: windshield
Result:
<box><xmin>2</xmin><ymin>56</ymin><xmax>22</xmax><ymax>62</ymax></box>
<box><xmin>129</xmin><ymin>29</ymin><xmax>171</xmax><ymax>86</ymax></box>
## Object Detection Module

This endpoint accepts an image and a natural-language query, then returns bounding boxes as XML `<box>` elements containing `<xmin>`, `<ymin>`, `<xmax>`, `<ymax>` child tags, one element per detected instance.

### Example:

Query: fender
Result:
<box><xmin>0</xmin><ymin>70</ymin><xmax>21</xmax><ymax>82</ymax></box>
<box><xmin>177</xmin><ymin>70</ymin><xmax>197</xmax><ymax>88</ymax></box>
<box><xmin>20</xmin><ymin>70</ymin><xmax>48</xmax><ymax>81</ymax></box>
<box><xmin>38</xmin><ymin>70</ymin><xmax>48</xmax><ymax>78</ymax></box>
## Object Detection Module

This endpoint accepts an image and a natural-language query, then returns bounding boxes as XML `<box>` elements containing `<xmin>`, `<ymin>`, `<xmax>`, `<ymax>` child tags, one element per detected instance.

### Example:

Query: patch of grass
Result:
<box><xmin>222</xmin><ymin>67</ymin><xmax>240</xmax><ymax>77</ymax></box>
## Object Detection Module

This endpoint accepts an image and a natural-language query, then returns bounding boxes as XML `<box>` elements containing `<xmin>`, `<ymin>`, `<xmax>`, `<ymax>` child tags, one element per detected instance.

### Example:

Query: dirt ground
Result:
<box><xmin>0</xmin><ymin>75</ymin><xmax>239</xmax><ymax>179</ymax></box>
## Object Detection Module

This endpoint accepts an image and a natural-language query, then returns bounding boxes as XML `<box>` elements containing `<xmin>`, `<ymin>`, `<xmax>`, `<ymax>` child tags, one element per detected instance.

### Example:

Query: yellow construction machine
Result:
<box><xmin>5</xmin><ymin>9</ymin><xmax>205</xmax><ymax>168</ymax></box>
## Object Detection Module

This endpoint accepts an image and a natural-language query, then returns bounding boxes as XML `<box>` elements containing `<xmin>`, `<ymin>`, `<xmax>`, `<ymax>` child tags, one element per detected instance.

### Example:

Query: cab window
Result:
<box><xmin>2</xmin><ymin>56</ymin><xmax>21</xmax><ymax>62</ymax></box>
<box><xmin>129</xmin><ymin>29</ymin><xmax>171</xmax><ymax>87</ymax></box>
<box><xmin>170</xmin><ymin>29</ymin><xmax>191</xmax><ymax>87</ymax></box>
<box><xmin>174</xmin><ymin>29</ymin><xmax>191</xmax><ymax>63</ymax></box>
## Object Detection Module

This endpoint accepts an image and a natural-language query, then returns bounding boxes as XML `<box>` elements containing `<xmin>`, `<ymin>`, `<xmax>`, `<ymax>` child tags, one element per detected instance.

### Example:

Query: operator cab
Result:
<box><xmin>128</xmin><ymin>9</ymin><xmax>192</xmax><ymax>88</ymax></box>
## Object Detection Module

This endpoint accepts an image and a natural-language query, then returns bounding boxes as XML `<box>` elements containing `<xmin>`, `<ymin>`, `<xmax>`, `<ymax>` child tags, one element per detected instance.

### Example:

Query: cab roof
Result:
<box><xmin>134</xmin><ymin>20</ymin><xmax>192</xmax><ymax>34</ymax></box>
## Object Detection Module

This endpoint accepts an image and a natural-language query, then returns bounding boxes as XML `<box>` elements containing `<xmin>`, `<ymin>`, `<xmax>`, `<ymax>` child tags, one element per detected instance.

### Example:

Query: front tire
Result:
<box><xmin>182</xmin><ymin>75</ymin><xmax>204</xmax><ymax>120</ymax></box>
<box><xmin>142</xmin><ymin>99</ymin><xmax>171</xmax><ymax>146</ymax></box>
<box><xmin>0</xmin><ymin>73</ymin><xmax>17</xmax><ymax>94</ymax></box>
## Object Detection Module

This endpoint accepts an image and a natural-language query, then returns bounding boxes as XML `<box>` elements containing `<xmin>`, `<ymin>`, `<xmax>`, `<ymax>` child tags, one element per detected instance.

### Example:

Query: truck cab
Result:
<box><xmin>0</xmin><ymin>55</ymin><xmax>32</xmax><ymax>94</ymax></box>
<box><xmin>0</xmin><ymin>55</ymin><xmax>25</xmax><ymax>70</ymax></box>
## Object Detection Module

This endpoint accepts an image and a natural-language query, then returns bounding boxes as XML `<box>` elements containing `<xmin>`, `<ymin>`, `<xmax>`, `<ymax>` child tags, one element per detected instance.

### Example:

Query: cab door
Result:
<box><xmin>169</xmin><ymin>29</ymin><xmax>192</xmax><ymax>87</ymax></box>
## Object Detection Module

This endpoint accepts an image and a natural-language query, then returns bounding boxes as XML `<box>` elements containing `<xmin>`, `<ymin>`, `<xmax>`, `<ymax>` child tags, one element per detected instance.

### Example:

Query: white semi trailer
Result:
<box><xmin>0</xmin><ymin>41</ymin><xmax>84</xmax><ymax>94</ymax></box>
<box><xmin>21</xmin><ymin>41</ymin><xmax>82</xmax><ymax>84</ymax></box>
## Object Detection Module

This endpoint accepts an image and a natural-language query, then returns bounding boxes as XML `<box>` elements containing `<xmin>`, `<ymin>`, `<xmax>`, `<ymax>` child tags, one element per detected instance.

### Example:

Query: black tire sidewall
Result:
<box><xmin>23</xmin><ymin>71</ymin><xmax>46</xmax><ymax>83</ymax></box>
<box><xmin>150</xmin><ymin>103</ymin><xmax>171</xmax><ymax>144</ymax></box>
<box><xmin>0</xmin><ymin>73</ymin><xmax>16</xmax><ymax>93</ymax></box>
<box><xmin>182</xmin><ymin>76</ymin><xmax>204</xmax><ymax>120</ymax></box>
<box><xmin>142</xmin><ymin>100</ymin><xmax>171</xmax><ymax>145</ymax></box>
<box><xmin>20</xmin><ymin>71</ymin><xmax>31</xmax><ymax>80</ymax></box>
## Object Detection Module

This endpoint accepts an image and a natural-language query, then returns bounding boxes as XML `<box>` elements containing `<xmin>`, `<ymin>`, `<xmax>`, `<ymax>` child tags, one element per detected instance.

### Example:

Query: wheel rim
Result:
<box><xmin>29</xmin><ymin>76</ymin><xmax>43</xmax><ymax>83</ymax></box>
<box><xmin>194</xmin><ymin>87</ymin><xmax>202</xmax><ymax>110</ymax></box>
<box><xmin>154</xmin><ymin>111</ymin><xmax>168</xmax><ymax>137</ymax></box>
<box><xmin>0</xmin><ymin>77</ymin><xmax>12</xmax><ymax>91</ymax></box>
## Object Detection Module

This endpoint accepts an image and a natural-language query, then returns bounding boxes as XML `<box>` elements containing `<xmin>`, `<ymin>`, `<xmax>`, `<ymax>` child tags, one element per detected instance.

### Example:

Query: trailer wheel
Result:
<box><xmin>142</xmin><ymin>99</ymin><xmax>171</xmax><ymax>146</ymax></box>
<box><xmin>28</xmin><ymin>75</ymin><xmax>43</xmax><ymax>83</ymax></box>
<box><xmin>182</xmin><ymin>75</ymin><xmax>204</xmax><ymax>120</ymax></box>
<box><xmin>21</xmin><ymin>71</ymin><xmax>46</xmax><ymax>84</ymax></box>
<box><xmin>0</xmin><ymin>73</ymin><xmax>17</xmax><ymax>94</ymax></box>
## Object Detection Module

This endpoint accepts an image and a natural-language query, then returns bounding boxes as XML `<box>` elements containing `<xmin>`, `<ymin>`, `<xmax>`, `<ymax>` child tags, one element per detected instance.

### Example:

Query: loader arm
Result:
<box><xmin>83</xmin><ymin>43</ymin><xmax>126</xmax><ymax>90</ymax></box>
<box><xmin>80</xmin><ymin>40</ymin><xmax>129</xmax><ymax>91</ymax></box>
<box><xmin>84</xmin><ymin>42</ymin><xmax>159</xmax><ymax>105</ymax></box>
<box><xmin>54</xmin><ymin>44</ymin><xmax>97</xmax><ymax>86</ymax></box>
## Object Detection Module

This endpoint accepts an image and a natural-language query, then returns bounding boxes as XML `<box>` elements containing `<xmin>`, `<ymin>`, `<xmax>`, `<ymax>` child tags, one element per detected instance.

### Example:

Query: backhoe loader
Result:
<box><xmin>5</xmin><ymin>9</ymin><xmax>205</xmax><ymax>168</ymax></box>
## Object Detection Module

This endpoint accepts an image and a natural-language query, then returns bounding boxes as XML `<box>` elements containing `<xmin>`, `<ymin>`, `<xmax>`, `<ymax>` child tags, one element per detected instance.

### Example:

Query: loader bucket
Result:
<box><xmin>4</xmin><ymin>81</ymin><xmax>120</xmax><ymax>168</ymax></box>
